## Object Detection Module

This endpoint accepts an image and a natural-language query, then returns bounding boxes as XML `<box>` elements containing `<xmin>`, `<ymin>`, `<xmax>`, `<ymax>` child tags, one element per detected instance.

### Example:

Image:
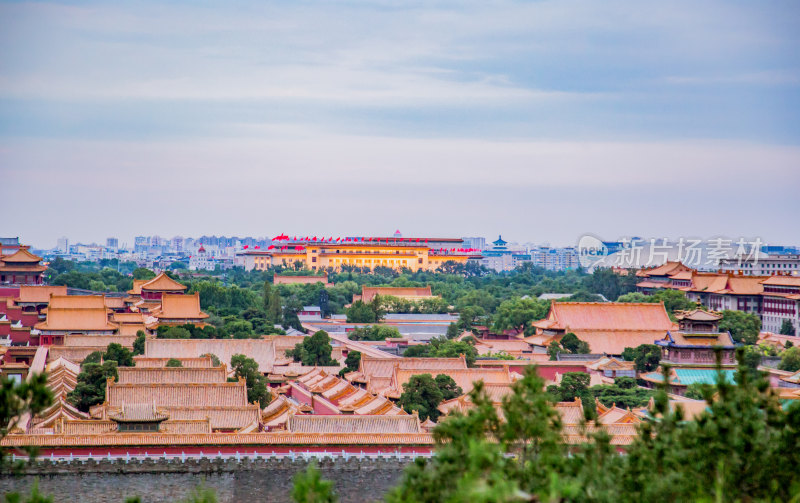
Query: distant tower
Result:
<box><xmin>393</xmin><ymin>229</ymin><xmax>403</xmax><ymax>238</ymax></box>
<box><xmin>106</xmin><ymin>237</ymin><xmax>119</xmax><ymax>250</ymax></box>
<box><xmin>57</xmin><ymin>237</ymin><xmax>69</xmax><ymax>253</ymax></box>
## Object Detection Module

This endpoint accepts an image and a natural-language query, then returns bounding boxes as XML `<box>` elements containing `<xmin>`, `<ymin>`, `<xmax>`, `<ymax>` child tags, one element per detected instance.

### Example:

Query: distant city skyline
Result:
<box><xmin>2</xmin><ymin>1</ymin><xmax>799</xmax><ymax>247</ymax></box>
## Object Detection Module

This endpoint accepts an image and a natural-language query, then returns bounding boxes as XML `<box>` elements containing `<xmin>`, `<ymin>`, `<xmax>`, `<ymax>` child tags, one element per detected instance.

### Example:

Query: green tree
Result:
<box><xmin>493</xmin><ymin>297</ymin><xmax>549</xmax><ymax>334</ymax></box>
<box><xmin>68</xmin><ymin>361</ymin><xmax>118</xmax><ymax>412</ymax></box>
<box><xmin>339</xmin><ymin>351</ymin><xmax>361</xmax><ymax>377</ymax></box>
<box><xmin>1</xmin><ymin>373</ymin><xmax>52</xmax><ymax>468</ymax></box>
<box><xmin>291</xmin><ymin>461</ymin><xmax>337</xmax><ymax>503</ymax></box>
<box><xmin>286</xmin><ymin>331</ymin><xmax>338</xmax><ymax>366</ymax></box>
<box><xmin>103</xmin><ymin>343</ymin><xmax>134</xmax><ymax>367</ymax></box>
<box><xmin>434</xmin><ymin>374</ymin><xmax>463</xmax><ymax>401</ymax></box>
<box><xmin>347</xmin><ymin>325</ymin><xmax>402</xmax><ymax>341</ymax></box>
<box><xmin>230</xmin><ymin>354</ymin><xmax>270</xmax><ymax>406</ymax></box>
<box><xmin>267</xmin><ymin>290</ymin><xmax>283</xmax><ymax>325</ymax></box>
<box><xmin>398</xmin><ymin>374</ymin><xmax>445</xmax><ymax>421</ymax></box>
<box><xmin>778</xmin><ymin>346</ymin><xmax>800</xmax><ymax>372</ymax></box>
<box><xmin>559</xmin><ymin>332</ymin><xmax>590</xmax><ymax>354</ymax></box>
<box><xmin>719</xmin><ymin>310</ymin><xmax>761</xmax><ymax>344</ymax></box>
<box><xmin>132</xmin><ymin>268</ymin><xmax>156</xmax><ymax>280</ymax></box>
<box><xmin>345</xmin><ymin>300</ymin><xmax>377</xmax><ymax>323</ymax></box>
<box><xmin>546</xmin><ymin>372</ymin><xmax>594</xmax><ymax>415</ymax></box>
<box><xmin>621</xmin><ymin>344</ymin><xmax>661</xmax><ymax>372</ymax></box>
<box><xmin>591</xmin><ymin>377</ymin><xmax>655</xmax><ymax>408</ymax></box>
<box><xmin>165</xmin><ymin>358</ymin><xmax>183</xmax><ymax>368</ymax></box>
<box><xmin>780</xmin><ymin>318</ymin><xmax>796</xmax><ymax>336</ymax></box>
<box><xmin>132</xmin><ymin>330</ymin><xmax>146</xmax><ymax>356</ymax></box>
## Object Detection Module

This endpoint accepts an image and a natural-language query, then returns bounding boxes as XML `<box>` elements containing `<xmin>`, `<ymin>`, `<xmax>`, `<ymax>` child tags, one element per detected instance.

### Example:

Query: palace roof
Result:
<box><xmin>294</xmin><ymin>368</ymin><xmax>405</xmax><ymax>416</ymax></box>
<box><xmin>108</xmin><ymin>403</ymin><xmax>168</xmax><ymax>423</ymax></box>
<box><xmin>15</xmin><ymin>285</ymin><xmax>68</xmax><ymax>304</ymax></box>
<box><xmin>60</xmin><ymin>419</ymin><xmax>210</xmax><ymax>435</ymax></box>
<box><xmin>62</xmin><ymin>334</ymin><xmax>136</xmax><ymax>348</ymax></box>
<box><xmin>107</xmin><ymin>381</ymin><xmax>249</xmax><ymax>408</ymax></box>
<box><xmin>140</xmin><ymin>272</ymin><xmax>187</xmax><ymax>292</ymax></box>
<box><xmin>658</xmin><ymin>330</ymin><xmax>735</xmax><ymax>348</ymax></box>
<box><xmin>674</xmin><ymin>309</ymin><xmax>722</xmax><ymax>322</ymax></box>
<box><xmin>48</xmin><ymin>294</ymin><xmax>108</xmax><ymax>310</ymax></box>
<box><xmin>0</xmin><ymin>248</ymin><xmax>42</xmax><ymax>263</ymax></box>
<box><xmin>532</xmin><ymin>302</ymin><xmax>674</xmax><ymax>354</ymax></box>
<box><xmin>640</xmin><ymin>367</ymin><xmax>736</xmax><ymax>387</ymax></box>
<box><xmin>386</xmin><ymin>367</ymin><xmax>515</xmax><ymax>398</ymax></box>
<box><xmin>287</xmin><ymin>414</ymin><xmax>422</xmax><ymax>434</ymax></box>
<box><xmin>636</xmin><ymin>261</ymin><xmax>693</xmax><ymax>277</ymax></box>
<box><xmin>761</xmin><ymin>276</ymin><xmax>800</xmax><ymax>287</ymax></box>
<box><xmin>127</xmin><ymin>279</ymin><xmax>149</xmax><ymax>295</ymax></box>
<box><xmin>132</xmin><ymin>356</ymin><xmax>215</xmax><ymax>368</ymax></box>
<box><xmin>35</xmin><ymin>297</ymin><xmax>118</xmax><ymax>332</ymax></box>
<box><xmin>116</xmin><ymin>366</ymin><xmax>228</xmax><ymax>384</ymax></box>
<box><xmin>144</xmin><ymin>338</ymin><xmax>284</xmax><ymax>372</ymax></box>
<box><xmin>347</xmin><ymin>356</ymin><xmax>467</xmax><ymax>394</ymax></box>
<box><xmin>534</xmin><ymin>302</ymin><xmax>674</xmax><ymax>332</ymax></box>
<box><xmin>155</xmin><ymin>293</ymin><xmax>208</xmax><ymax>320</ymax></box>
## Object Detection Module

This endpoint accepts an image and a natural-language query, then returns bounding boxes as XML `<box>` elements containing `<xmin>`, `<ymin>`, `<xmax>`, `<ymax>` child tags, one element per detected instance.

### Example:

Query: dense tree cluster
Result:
<box><xmin>397</xmin><ymin>374</ymin><xmax>463</xmax><ymax>421</ymax></box>
<box><xmin>547</xmin><ymin>332</ymin><xmax>591</xmax><ymax>360</ymax></box>
<box><xmin>384</xmin><ymin>351</ymin><xmax>800</xmax><ymax>502</ymax></box>
<box><xmin>403</xmin><ymin>337</ymin><xmax>478</xmax><ymax>366</ymax></box>
<box><xmin>286</xmin><ymin>331</ymin><xmax>338</xmax><ymax>366</ymax></box>
<box><xmin>621</xmin><ymin>344</ymin><xmax>662</xmax><ymax>372</ymax></box>
<box><xmin>346</xmin><ymin>325</ymin><xmax>402</xmax><ymax>341</ymax></box>
<box><xmin>229</xmin><ymin>354</ymin><xmax>270</xmax><ymax>406</ymax></box>
<box><xmin>68</xmin><ymin>343</ymin><xmax>134</xmax><ymax>411</ymax></box>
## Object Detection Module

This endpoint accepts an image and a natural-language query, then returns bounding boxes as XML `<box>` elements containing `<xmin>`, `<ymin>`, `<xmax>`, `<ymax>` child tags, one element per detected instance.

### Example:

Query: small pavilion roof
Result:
<box><xmin>140</xmin><ymin>272</ymin><xmax>187</xmax><ymax>292</ymax></box>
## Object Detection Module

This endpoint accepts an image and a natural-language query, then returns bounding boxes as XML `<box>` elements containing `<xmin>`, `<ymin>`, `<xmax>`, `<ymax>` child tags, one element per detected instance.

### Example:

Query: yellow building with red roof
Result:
<box><xmin>241</xmin><ymin>237</ymin><xmax>478</xmax><ymax>272</ymax></box>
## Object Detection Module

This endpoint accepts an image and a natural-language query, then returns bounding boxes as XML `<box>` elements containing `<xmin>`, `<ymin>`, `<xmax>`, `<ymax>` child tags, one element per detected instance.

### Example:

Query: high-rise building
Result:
<box><xmin>56</xmin><ymin>237</ymin><xmax>69</xmax><ymax>254</ymax></box>
<box><xmin>106</xmin><ymin>237</ymin><xmax>119</xmax><ymax>249</ymax></box>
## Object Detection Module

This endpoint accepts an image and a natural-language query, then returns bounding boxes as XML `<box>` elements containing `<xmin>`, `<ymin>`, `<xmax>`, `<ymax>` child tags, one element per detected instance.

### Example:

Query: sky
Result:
<box><xmin>1</xmin><ymin>0</ymin><xmax>799</xmax><ymax>249</ymax></box>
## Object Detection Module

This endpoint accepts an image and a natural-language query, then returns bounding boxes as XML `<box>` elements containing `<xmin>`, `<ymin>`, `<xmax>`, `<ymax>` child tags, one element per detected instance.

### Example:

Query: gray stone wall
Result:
<box><xmin>0</xmin><ymin>457</ymin><xmax>413</xmax><ymax>503</ymax></box>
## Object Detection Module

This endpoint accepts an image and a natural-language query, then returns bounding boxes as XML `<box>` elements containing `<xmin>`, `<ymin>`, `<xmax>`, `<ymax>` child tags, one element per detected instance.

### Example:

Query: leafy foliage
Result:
<box><xmin>591</xmin><ymin>377</ymin><xmax>655</xmax><ymax>409</ymax></box>
<box><xmin>780</xmin><ymin>318</ymin><xmax>796</xmax><ymax>336</ymax></box>
<box><xmin>339</xmin><ymin>351</ymin><xmax>361</xmax><ymax>377</ymax></box>
<box><xmin>132</xmin><ymin>330</ymin><xmax>146</xmax><ymax>356</ymax></box>
<box><xmin>347</xmin><ymin>325</ymin><xmax>402</xmax><ymax>341</ymax></box>
<box><xmin>230</xmin><ymin>354</ymin><xmax>270</xmax><ymax>406</ymax></box>
<box><xmin>286</xmin><ymin>331</ymin><xmax>338</xmax><ymax>366</ymax></box>
<box><xmin>1</xmin><ymin>374</ymin><xmax>52</xmax><ymax>468</ymax></box>
<box><xmin>778</xmin><ymin>346</ymin><xmax>800</xmax><ymax>372</ymax></box>
<box><xmin>398</xmin><ymin>373</ymin><xmax>462</xmax><ymax>422</ymax></box>
<box><xmin>345</xmin><ymin>300</ymin><xmax>382</xmax><ymax>323</ymax></box>
<box><xmin>547</xmin><ymin>332</ymin><xmax>591</xmax><ymax>360</ymax></box>
<box><xmin>165</xmin><ymin>358</ymin><xmax>183</xmax><ymax>368</ymax></box>
<box><xmin>403</xmin><ymin>337</ymin><xmax>478</xmax><ymax>366</ymax></box>
<box><xmin>719</xmin><ymin>310</ymin><xmax>762</xmax><ymax>344</ymax></box>
<box><xmin>621</xmin><ymin>344</ymin><xmax>661</xmax><ymax>372</ymax></box>
<box><xmin>68</xmin><ymin>360</ymin><xmax>118</xmax><ymax>412</ymax></box>
<box><xmin>388</xmin><ymin>350</ymin><xmax>800</xmax><ymax>502</ymax></box>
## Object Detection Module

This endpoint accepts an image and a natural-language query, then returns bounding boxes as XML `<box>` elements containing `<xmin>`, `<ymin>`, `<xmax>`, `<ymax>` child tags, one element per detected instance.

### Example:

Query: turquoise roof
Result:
<box><xmin>643</xmin><ymin>368</ymin><xmax>736</xmax><ymax>386</ymax></box>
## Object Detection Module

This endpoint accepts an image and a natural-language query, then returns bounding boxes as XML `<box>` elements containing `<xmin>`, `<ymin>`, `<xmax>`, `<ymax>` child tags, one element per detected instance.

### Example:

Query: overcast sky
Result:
<box><xmin>2</xmin><ymin>0</ymin><xmax>799</xmax><ymax>248</ymax></box>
